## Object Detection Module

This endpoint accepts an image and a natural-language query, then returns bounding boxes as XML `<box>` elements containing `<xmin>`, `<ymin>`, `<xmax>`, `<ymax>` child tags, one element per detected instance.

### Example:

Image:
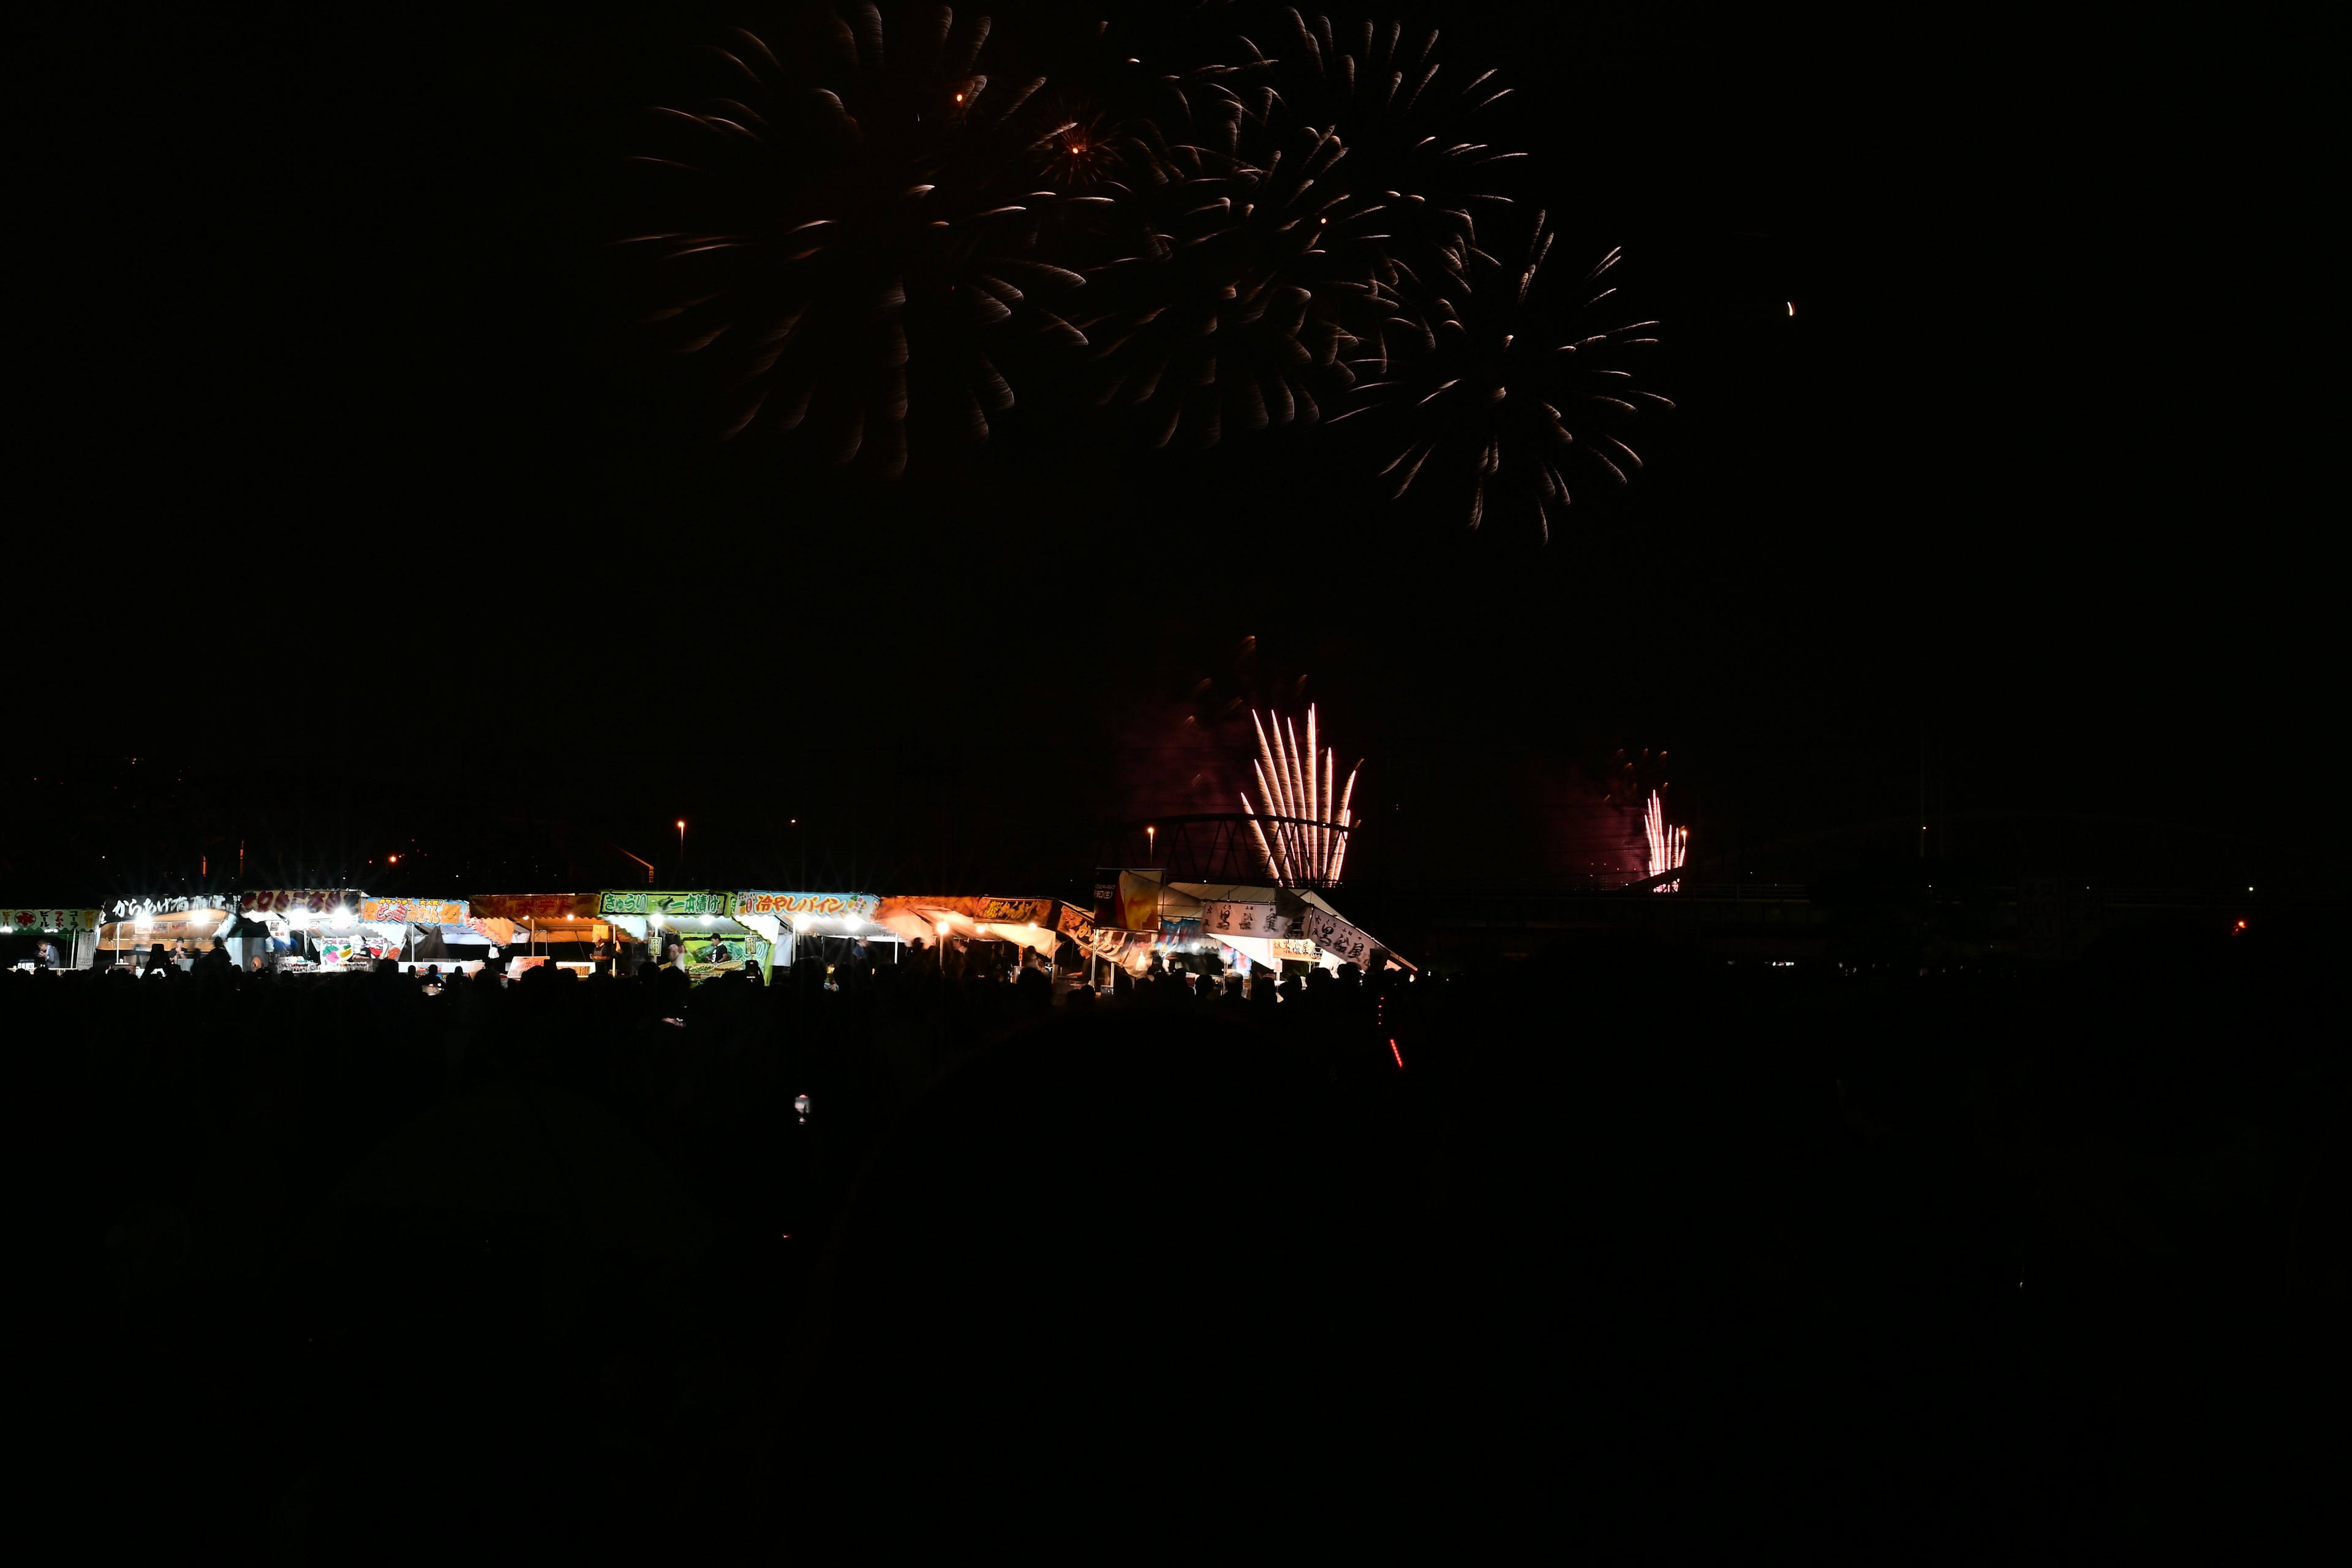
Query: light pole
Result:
<box><xmin>676</xmin><ymin>819</ymin><xmax>686</xmax><ymax>876</ymax></box>
<box><xmin>936</xmin><ymin>918</ymin><xmax>951</xmax><ymax>974</ymax></box>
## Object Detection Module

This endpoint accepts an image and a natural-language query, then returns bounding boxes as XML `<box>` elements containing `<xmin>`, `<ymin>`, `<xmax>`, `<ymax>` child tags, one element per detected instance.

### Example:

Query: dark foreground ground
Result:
<box><xmin>17</xmin><ymin>925</ymin><xmax>2345</xmax><ymax>1561</ymax></box>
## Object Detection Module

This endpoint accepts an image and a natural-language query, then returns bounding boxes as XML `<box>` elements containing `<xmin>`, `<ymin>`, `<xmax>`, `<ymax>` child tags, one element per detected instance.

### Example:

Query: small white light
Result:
<box><xmin>701</xmin><ymin>914</ymin><xmax>715</xmax><ymax>927</ymax></box>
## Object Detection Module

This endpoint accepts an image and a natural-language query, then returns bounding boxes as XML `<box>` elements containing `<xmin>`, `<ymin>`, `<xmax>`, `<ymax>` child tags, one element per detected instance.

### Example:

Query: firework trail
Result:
<box><xmin>1344</xmin><ymin>209</ymin><xmax>1672</xmax><ymax>541</ymax></box>
<box><xmin>1240</xmin><ymin>704</ymin><xmax>1358</xmax><ymax>885</ymax></box>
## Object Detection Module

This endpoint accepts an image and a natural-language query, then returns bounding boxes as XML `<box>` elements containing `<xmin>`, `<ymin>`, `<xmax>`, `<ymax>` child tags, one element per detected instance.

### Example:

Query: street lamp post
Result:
<box><xmin>676</xmin><ymin>819</ymin><xmax>686</xmax><ymax>875</ymax></box>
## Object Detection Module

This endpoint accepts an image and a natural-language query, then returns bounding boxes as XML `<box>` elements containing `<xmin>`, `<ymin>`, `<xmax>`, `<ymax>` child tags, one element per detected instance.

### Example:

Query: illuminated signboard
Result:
<box><xmin>239</xmin><ymin>889</ymin><xmax>363</xmax><ymax>915</ymax></box>
<box><xmin>7</xmin><ymin>909</ymin><xmax>100</xmax><ymax>933</ymax></box>
<box><xmin>598</xmin><ymin>889</ymin><xmax>727</xmax><ymax>918</ymax></box>
<box><xmin>729</xmin><ymin>891</ymin><xmax>881</xmax><ymax>921</ymax></box>
<box><xmin>358</xmin><ymin>899</ymin><xmax>468</xmax><ymax>925</ymax></box>
<box><xmin>106</xmin><ymin>895</ymin><xmax>228</xmax><ymax>921</ymax></box>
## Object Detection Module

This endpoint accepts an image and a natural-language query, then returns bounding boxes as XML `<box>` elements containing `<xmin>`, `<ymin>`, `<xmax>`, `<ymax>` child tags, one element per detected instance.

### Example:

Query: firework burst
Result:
<box><xmin>1241</xmin><ymin>12</ymin><xmax>1526</xmax><ymax>304</ymax></box>
<box><xmin>619</xmin><ymin>7</ymin><xmax>1090</xmax><ymax>474</ymax></box>
<box><xmin>1072</xmin><ymin>89</ymin><xmax>1398</xmax><ymax>448</ymax></box>
<box><xmin>1345</xmin><ymin>210</ymin><xmax>1672</xmax><ymax>540</ymax></box>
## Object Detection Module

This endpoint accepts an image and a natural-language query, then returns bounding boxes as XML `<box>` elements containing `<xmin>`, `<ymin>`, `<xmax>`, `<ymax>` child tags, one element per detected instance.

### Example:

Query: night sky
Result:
<box><xmin>16</xmin><ymin>3</ymin><xmax>2330</xmax><ymax>897</ymax></box>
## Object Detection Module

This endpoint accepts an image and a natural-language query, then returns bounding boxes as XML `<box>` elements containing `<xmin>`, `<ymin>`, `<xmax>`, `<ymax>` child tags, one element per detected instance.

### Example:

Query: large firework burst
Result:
<box><xmin>1346</xmin><ymin>209</ymin><xmax>1672</xmax><ymax>540</ymax></box>
<box><xmin>1240</xmin><ymin>12</ymin><xmax>1526</xmax><ymax>308</ymax></box>
<box><xmin>1077</xmin><ymin>105</ymin><xmax>1394</xmax><ymax>447</ymax></box>
<box><xmin>619</xmin><ymin>7</ymin><xmax>1089</xmax><ymax>473</ymax></box>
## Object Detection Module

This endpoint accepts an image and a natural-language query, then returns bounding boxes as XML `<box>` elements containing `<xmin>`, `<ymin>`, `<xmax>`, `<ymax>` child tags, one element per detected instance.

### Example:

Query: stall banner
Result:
<box><xmin>316</xmin><ymin>937</ymin><xmax>358</xmax><ymax>967</ymax></box>
<box><xmin>730</xmin><ymin>891</ymin><xmax>880</xmax><ymax>921</ymax></box>
<box><xmin>1054</xmin><ymin>902</ymin><xmax>1095</xmax><ymax>941</ymax></box>
<box><xmin>10</xmin><ymin>909</ymin><xmax>100</xmax><ymax>933</ymax></box>
<box><xmin>358</xmin><ymin>898</ymin><xmax>466</xmax><ymax>925</ymax></box>
<box><xmin>1202</xmin><ymin>900</ymin><xmax>1297</xmax><ymax>938</ymax></box>
<box><xmin>599</xmin><ymin>890</ymin><xmax>726</xmax><ymax>918</ymax></box>
<box><xmin>239</xmin><ymin>889</ymin><xmax>361</xmax><ymax>916</ymax></box>
<box><xmin>471</xmin><ymin>892</ymin><xmax>597</xmax><ymax>921</ymax></box>
<box><xmin>1302</xmin><ymin>907</ymin><xmax>1380</xmax><ymax>967</ymax></box>
<box><xmin>107</xmin><ymin>895</ymin><xmax>227</xmax><ymax>921</ymax></box>
<box><xmin>977</xmin><ymin>897</ymin><xmax>1052</xmax><ymax>925</ymax></box>
<box><xmin>1089</xmin><ymin>928</ymin><xmax>1159</xmax><ymax>966</ymax></box>
<box><xmin>1272</xmin><ymin>937</ymin><xmax>1322</xmax><ymax>960</ymax></box>
<box><xmin>1115</xmin><ymin>873</ymin><xmax>1164</xmax><ymax>932</ymax></box>
<box><xmin>360</xmin><ymin>927</ymin><xmax>410</xmax><ymax>961</ymax></box>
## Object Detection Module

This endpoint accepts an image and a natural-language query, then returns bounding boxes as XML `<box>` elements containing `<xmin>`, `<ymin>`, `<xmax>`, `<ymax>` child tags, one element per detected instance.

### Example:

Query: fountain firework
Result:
<box><xmin>1645</xmin><ymin>789</ymin><xmax>1686</xmax><ymax>892</ymax></box>
<box><xmin>1240</xmin><ymin>704</ymin><xmax>1358</xmax><ymax>886</ymax></box>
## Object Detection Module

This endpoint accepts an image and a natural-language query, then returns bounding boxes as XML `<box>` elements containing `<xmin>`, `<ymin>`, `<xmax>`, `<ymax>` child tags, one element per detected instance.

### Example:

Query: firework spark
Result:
<box><xmin>1240</xmin><ymin>704</ymin><xmax>1359</xmax><ymax>885</ymax></box>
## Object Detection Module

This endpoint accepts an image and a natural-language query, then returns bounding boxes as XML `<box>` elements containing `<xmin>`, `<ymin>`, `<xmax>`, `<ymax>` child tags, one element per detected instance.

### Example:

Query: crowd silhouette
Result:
<box><xmin>14</xmin><ymin>923</ymin><xmax>2339</xmax><ymax>1559</ymax></box>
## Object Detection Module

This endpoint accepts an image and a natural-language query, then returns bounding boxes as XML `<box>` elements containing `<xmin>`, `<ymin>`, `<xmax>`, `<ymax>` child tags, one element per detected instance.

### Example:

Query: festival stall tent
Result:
<box><xmin>728</xmin><ymin>891</ymin><xmax>892</xmax><ymax>978</ymax></box>
<box><xmin>355</xmin><ymin>898</ymin><xmax>480</xmax><ymax>971</ymax></box>
<box><xmin>872</xmin><ymin>895</ymin><xmax>1095</xmax><ymax>976</ymax></box>
<box><xmin>467</xmin><ymin>893</ymin><xmax>609</xmax><ymax>974</ymax></box>
<box><xmin>1093</xmin><ymin>872</ymin><xmax>1412</xmax><ymax>978</ymax></box>
<box><xmin>227</xmin><ymin>889</ymin><xmax>370</xmax><ymax>971</ymax></box>
<box><xmin>97</xmin><ymin>894</ymin><xmax>237</xmax><ymax>970</ymax></box>
<box><xmin>4</xmin><ymin>908</ymin><xmax>101</xmax><ymax>970</ymax></box>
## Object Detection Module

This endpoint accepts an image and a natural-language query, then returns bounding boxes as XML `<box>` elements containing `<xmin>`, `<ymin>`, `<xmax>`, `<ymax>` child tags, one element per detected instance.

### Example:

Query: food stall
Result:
<box><xmin>468</xmin><ymin>893</ymin><xmax>609</xmax><ymax>976</ymax></box>
<box><xmin>229</xmin><ymin>888</ymin><xmax>369</xmax><ymax>972</ymax></box>
<box><xmin>5</xmin><ymin>907</ymin><xmax>101</xmax><ymax>970</ymax></box>
<box><xmin>355</xmin><ymin>898</ymin><xmax>481</xmax><ymax>972</ymax></box>
<box><xmin>98</xmin><ymin>894</ymin><xmax>236</xmax><ymax>971</ymax></box>
<box><xmin>728</xmin><ymin>891</ymin><xmax>892</xmax><ymax>979</ymax></box>
<box><xmin>595</xmin><ymin>889</ymin><xmax>771</xmax><ymax>982</ymax></box>
<box><xmin>873</xmin><ymin>895</ymin><xmax>1091</xmax><ymax>975</ymax></box>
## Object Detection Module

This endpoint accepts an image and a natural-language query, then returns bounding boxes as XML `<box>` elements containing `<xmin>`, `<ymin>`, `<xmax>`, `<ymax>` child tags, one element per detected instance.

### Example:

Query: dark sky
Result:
<box><xmin>17</xmin><ymin>3</ymin><xmax>2332</xmax><ymax>895</ymax></box>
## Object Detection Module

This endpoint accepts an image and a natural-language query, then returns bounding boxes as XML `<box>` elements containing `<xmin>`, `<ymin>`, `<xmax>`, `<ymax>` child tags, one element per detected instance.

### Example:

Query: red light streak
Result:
<box><xmin>1390</xmin><ymin>1038</ymin><xmax>1404</xmax><ymax>1069</ymax></box>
